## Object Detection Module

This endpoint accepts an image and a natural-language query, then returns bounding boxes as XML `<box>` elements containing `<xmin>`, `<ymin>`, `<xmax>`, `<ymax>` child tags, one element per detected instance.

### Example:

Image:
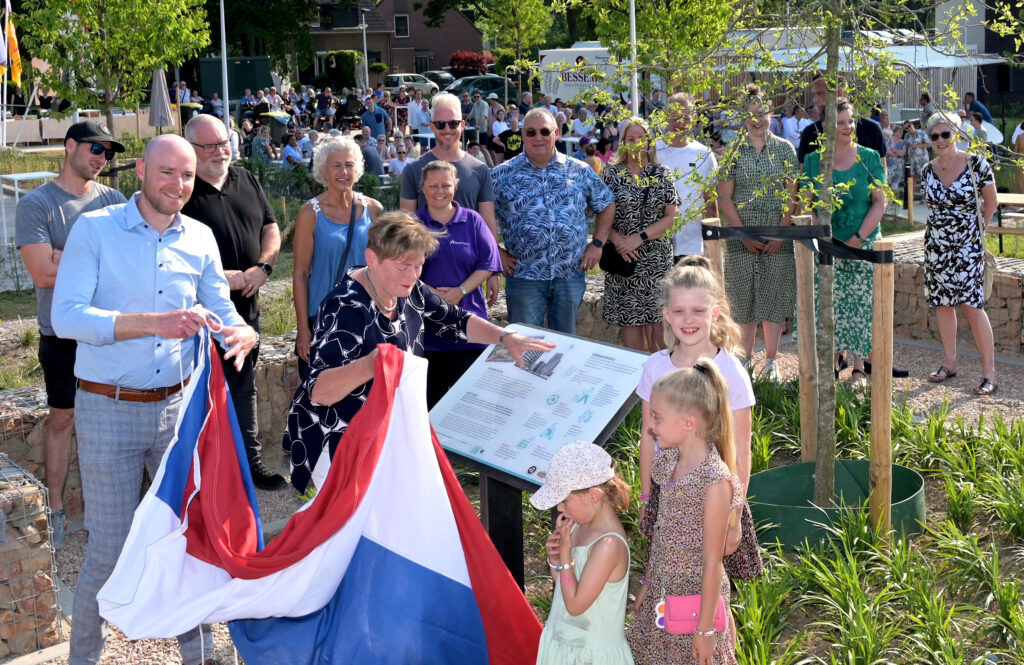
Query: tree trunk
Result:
<box><xmin>104</xmin><ymin>91</ymin><xmax>120</xmax><ymax>194</ymax></box>
<box><xmin>813</xmin><ymin>21</ymin><xmax>841</xmax><ymax>507</ymax></box>
<box><xmin>566</xmin><ymin>6</ymin><xmax>580</xmax><ymax>44</ymax></box>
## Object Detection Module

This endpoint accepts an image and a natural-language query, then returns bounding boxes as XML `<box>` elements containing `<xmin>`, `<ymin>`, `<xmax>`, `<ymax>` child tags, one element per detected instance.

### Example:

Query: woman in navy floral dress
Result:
<box><xmin>282</xmin><ymin>212</ymin><xmax>556</xmax><ymax>492</ymax></box>
<box><xmin>921</xmin><ymin>112</ymin><xmax>998</xmax><ymax>394</ymax></box>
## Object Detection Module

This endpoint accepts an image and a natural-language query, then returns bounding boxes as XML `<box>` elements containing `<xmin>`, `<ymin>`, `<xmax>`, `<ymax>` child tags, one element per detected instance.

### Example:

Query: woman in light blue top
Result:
<box><xmin>293</xmin><ymin>136</ymin><xmax>382</xmax><ymax>373</ymax></box>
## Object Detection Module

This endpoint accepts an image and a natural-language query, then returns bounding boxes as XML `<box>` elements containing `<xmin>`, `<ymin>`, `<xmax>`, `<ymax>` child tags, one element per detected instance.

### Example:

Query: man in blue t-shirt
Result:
<box><xmin>963</xmin><ymin>91</ymin><xmax>993</xmax><ymax>124</ymax></box>
<box><xmin>360</xmin><ymin>98</ymin><xmax>391</xmax><ymax>139</ymax></box>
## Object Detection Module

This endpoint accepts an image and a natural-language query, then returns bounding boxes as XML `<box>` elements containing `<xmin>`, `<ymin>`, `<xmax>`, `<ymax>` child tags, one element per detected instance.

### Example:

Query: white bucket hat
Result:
<box><xmin>529</xmin><ymin>441</ymin><xmax>614</xmax><ymax>510</ymax></box>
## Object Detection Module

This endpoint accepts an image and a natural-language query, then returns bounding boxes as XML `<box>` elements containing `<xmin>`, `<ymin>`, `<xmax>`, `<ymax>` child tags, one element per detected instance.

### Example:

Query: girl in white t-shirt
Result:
<box><xmin>636</xmin><ymin>255</ymin><xmax>761</xmax><ymax>585</ymax></box>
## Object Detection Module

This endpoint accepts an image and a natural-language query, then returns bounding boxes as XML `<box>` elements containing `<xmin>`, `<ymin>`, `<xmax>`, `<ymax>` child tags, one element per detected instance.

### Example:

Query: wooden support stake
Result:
<box><xmin>794</xmin><ymin>214</ymin><xmax>818</xmax><ymax>462</ymax></box>
<box><xmin>869</xmin><ymin>239</ymin><xmax>895</xmax><ymax>536</ymax></box>
<box><xmin>907</xmin><ymin>176</ymin><xmax>914</xmax><ymax>225</ymax></box>
<box><xmin>703</xmin><ymin>217</ymin><xmax>724</xmax><ymax>285</ymax></box>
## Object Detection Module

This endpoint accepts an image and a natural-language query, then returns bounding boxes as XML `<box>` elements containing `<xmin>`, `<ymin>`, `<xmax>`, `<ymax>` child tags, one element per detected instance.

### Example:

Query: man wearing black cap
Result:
<box><xmin>15</xmin><ymin>120</ymin><xmax>126</xmax><ymax>549</ymax></box>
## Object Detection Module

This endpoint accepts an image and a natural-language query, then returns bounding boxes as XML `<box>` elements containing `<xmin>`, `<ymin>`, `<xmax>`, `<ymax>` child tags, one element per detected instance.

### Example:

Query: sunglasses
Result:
<box><xmin>525</xmin><ymin>127</ymin><xmax>554</xmax><ymax>137</ymax></box>
<box><xmin>431</xmin><ymin>120</ymin><xmax>461</xmax><ymax>130</ymax></box>
<box><xmin>397</xmin><ymin>150</ymin><xmax>407</xmax><ymax>154</ymax></box>
<box><xmin>82</xmin><ymin>140</ymin><xmax>116</xmax><ymax>160</ymax></box>
<box><xmin>929</xmin><ymin>130</ymin><xmax>953</xmax><ymax>141</ymax></box>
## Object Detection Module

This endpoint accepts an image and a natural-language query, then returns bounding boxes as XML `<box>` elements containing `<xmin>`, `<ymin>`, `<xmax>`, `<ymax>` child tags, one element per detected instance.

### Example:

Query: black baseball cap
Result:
<box><xmin>64</xmin><ymin>120</ymin><xmax>126</xmax><ymax>152</ymax></box>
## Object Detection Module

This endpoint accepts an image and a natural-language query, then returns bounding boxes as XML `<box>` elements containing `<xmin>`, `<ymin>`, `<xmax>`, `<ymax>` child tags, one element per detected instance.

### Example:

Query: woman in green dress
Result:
<box><xmin>802</xmin><ymin>100</ymin><xmax>888</xmax><ymax>387</ymax></box>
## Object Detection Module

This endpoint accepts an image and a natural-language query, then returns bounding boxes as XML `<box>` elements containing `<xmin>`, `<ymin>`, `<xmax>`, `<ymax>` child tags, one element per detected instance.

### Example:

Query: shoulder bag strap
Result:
<box><xmin>334</xmin><ymin>195</ymin><xmax>362</xmax><ymax>284</ymax></box>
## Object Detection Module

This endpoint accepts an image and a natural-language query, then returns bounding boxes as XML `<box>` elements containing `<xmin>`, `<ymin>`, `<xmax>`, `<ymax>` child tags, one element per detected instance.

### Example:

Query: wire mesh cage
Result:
<box><xmin>0</xmin><ymin>454</ymin><xmax>63</xmax><ymax>659</ymax></box>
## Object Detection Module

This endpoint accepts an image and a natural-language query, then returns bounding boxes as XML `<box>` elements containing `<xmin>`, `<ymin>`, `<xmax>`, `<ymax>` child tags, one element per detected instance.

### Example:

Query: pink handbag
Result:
<box><xmin>655</xmin><ymin>594</ymin><xmax>729</xmax><ymax>635</ymax></box>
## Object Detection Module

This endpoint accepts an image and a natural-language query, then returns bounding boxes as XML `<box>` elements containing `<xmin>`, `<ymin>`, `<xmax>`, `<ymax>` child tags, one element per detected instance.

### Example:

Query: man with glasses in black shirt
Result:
<box><xmin>181</xmin><ymin>115</ymin><xmax>285</xmax><ymax>490</ymax></box>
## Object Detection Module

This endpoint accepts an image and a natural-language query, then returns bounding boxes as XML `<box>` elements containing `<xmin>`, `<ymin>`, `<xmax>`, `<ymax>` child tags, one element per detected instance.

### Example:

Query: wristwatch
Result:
<box><xmin>590</xmin><ymin>238</ymin><xmax>604</xmax><ymax>248</ymax></box>
<box><xmin>639</xmin><ymin>230</ymin><xmax>650</xmax><ymax>241</ymax></box>
<box><xmin>459</xmin><ymin>285</ymin><xmax>468</xmax><ymax>296</ymax></box>
<box><xmin>256</xmin><ymin>262</ymin><xmax>273</xmax><ymax>276</ymax></box>
<box><xmin>853</xmin><ymin>231</ymin><xmax>864</xmax><ymax>241</ymax></box>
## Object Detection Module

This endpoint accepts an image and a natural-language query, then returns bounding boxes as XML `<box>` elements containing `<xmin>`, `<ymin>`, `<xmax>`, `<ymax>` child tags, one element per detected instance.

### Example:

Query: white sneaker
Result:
<box><xmin>759</xmin><ymin>358</ymin><xmax>780</xmax><ymax>382</ymax></box>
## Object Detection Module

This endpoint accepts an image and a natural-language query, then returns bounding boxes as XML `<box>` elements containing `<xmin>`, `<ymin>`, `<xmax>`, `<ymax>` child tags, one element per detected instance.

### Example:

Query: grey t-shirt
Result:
<box><xmin>400</xmin><ymin>151</ymin><xmax>494</xmax><ymax>210</ymax></box>
<box><xmin>15</xmin><ymin>180</ymin><xmax>126</xmax><ymax>335</ymax></box>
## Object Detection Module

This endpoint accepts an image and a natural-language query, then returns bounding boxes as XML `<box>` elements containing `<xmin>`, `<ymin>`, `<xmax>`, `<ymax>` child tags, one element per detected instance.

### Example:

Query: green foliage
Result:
<box><xmin>479</xmin><ymin>0</ymin><xmax>553</xmax><ymax>61</ymax></box>
<box><xmin>369</xmin><ymin>62</ymin><xmax>390</xmax><ymax>75</ymax></box>
<box><xmin>208</xmin><ymin>0</ymin><xmax>318</xmax><ymax>73</ymax></box>
<box><xmin>328</xmin><ymin>50</ymin><xmax>360</xmax><ymax>90</ymax></box>
<box><xmin>23</xmin><ymin>0</ymin><xmax>210</xmax><ymax>113</ymax></box>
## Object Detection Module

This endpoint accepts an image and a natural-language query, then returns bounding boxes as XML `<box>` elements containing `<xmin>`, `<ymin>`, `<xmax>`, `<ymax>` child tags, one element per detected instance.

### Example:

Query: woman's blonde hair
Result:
<box><xmin>368</xmin><ymin>211</ymin><xmax>442</xmax><ymax>261</ymax></box>
<box><xmin>612</xmin><ymin>117</ymin><xmax>659</xmax><ymax>166</ymax></box>
<box><xmin>569</xmin><ymin>463</ymin><xmax>632</xmax><ymax>514</ymax></box>
<box><xmin>925</xmin><ymin>111</ymin><xmax>963</xmax><ymax>136</ymax></box>
<box><xmin>660</xmin><ymin>256</ymin><xmax>743</xmax><ymax>356</ymax></box>
<box><xmin>651</xmin><ymin>359</ymin><xmax>737</xmax><ymax>477</ymax></box>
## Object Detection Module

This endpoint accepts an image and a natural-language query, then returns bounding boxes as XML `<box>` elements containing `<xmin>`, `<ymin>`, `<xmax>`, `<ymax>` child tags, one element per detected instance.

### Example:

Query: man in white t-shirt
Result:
<box><xmin>782</xmin><ymin>105</ymin><xmax>811</xmax><ymax>147</ymax></box>
<box><xmin>655</xmin><ymin>92</ymin><xmax>719</xmax><ymax>261</ymax></box>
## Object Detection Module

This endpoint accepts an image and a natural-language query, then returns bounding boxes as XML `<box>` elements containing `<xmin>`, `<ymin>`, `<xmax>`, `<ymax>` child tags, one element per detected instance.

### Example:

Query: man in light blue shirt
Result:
<box><xmin>492</xmin><ymin>108</ymin><xmax>615</xmax><ymax>335</ymax></box>
<box><xmin>52</xmin><ymin>134</ymin><xmax>256</xmax><ymax>665</ymax></box>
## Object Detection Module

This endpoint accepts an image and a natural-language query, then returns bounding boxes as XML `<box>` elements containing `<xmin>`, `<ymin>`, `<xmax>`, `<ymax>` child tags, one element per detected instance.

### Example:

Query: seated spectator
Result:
<box><xmin>252</xmin><ymin>90</ymin><xmax>271</xmax><ymax>117</ymax></box>
<box><xmin>466</xmin><ymin>140</ymin><xmax>493</xmax><ymax>168</ymax></box>
<box><xmin>353</xmin><ymin>133</ymin><xmax>385</xmax><ymax>176</ymax></box>
<box><xmin>297</xmin><ymin>129</ymin><xmax>312</xmax><ymax>160</ymax></box>
<box><xmin>251</xmin><ymin>125</ymin><xmax>276</xmax><ymax>163</ymax></box>
<box><xmin>389</xmin><ymin>144</ymin><xmax>410</xmax><ymax>176</ymax></box>
<box><xmin>573</xmin><ymin>105</ymin><xmax>596</xmax><ymax>137</ymax></box>
<box><xmin>596</xmin><ymin>137</ymin><xmax>614</xmax><ymax>163</ymax></box>
<box><xmin>281</xmin><ymin>133</ymin><xmax>304</xmax><ymax>168</ymax></box>
<box><xmin>583</xmin><ymin>141</ymin><xmax>603</xmax><ymax>176</ymax></box>
<box><xmin>267</xmin><ymin>87</ymin><xmax>285</xmax><ymax>111</ymax></box>
<box><xmin>572</xmin><ymin>135</ymin><xmax>590</xmax><ymax>161</ymax></box>
<box><xmin>315</xmin><ymin>87</ymin><xmax>336</xmax><ymax>129</ymax></box>
<box><xmin>209</xmin><ymin>92</ymin><xmax>224</xmax><ymax>118</ymax></box>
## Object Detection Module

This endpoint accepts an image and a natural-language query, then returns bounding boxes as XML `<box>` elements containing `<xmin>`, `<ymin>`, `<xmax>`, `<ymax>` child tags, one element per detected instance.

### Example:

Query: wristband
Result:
<box><xmin>550</xmin><ymin>559</ymin><xmax>575</xmax><ymax>571</ymax></box>
<box><xmin>639</xmin><ymin>493</ymin><xmax>651</xmax><ymax>500</ymax></box>
<box><xmin>695</xmin><ymin>628</ymin><xmax>717</xmax><ymax>637</ymax></box>
<box><xmin>499</xmin><ymin>330</ymin><xmax>512</xmax><ymax>345</ymax></box>
<box><xmin>854</xmin><ymin>230</ymin><xmax>864</xmax><ymax>241</ymax></box>
<box><xmin>458</xmin><ymin>284</ymin><xmax>468</xmax><ymax>296</ymax></box>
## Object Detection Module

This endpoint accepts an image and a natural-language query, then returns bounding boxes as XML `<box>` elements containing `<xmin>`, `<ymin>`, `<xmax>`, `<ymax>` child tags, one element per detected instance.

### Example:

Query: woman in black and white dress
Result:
<box><xmin>601</xmin><ymin>118</ymin><xmax>681</xmax><ymax>352</ymax></box>
<box><xmin>921</xmin><ymin>111</ymin><xmax>998</xmax><ymax>394</ymax></box>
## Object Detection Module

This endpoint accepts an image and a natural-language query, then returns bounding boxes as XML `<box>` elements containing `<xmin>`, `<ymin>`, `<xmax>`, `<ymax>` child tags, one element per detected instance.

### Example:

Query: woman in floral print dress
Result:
<box><xmin>920</xmin><ymin>112</ymin><xmax>998</xmax><ymax>394</ymax></box>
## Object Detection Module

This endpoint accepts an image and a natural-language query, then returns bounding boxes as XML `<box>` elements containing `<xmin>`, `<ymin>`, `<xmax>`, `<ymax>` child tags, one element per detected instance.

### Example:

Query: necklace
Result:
<box><xmin>364</xmin><ymin>268</ymin><xmax>397</xmax><ymax>314</ymax></box>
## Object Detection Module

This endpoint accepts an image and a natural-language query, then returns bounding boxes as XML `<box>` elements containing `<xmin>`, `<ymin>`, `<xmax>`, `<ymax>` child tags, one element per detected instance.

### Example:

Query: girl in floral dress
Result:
<box><xmin>627</xmin><ymin>361</ymin><xmax>742</xmax><ymax>665</ymax></box>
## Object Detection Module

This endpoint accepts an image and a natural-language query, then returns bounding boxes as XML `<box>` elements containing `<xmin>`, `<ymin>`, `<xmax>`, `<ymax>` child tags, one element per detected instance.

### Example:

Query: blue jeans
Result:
<box><xmin>505</xmin><ymin>275</ymin><xmax>586</xmax><ymax>335</ymax></box>
<box><xmin>70</xmin><ymin>389</ymin><xmax>212</xmax><ymax>665</ymax></box>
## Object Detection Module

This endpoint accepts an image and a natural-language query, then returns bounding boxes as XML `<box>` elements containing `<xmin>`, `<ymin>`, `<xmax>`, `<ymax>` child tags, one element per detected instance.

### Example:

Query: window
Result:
<box><xmin>394</xmin><ymin>14</ymin><xmax>409</xmax><ymax>38</ymax></box>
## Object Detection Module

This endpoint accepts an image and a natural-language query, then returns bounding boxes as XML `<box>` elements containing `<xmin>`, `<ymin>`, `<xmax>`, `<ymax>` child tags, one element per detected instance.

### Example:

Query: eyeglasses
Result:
<box><xmin>81</xmin><ymin>141</ymin><xmax>116</xmax><ymax>160</ymax></box>
<box><xmin>190</xmin><ymin>139</ymin><xmax>231</xmax><ymax>154</ymax></box>
<box><xmin>525</xmin><ymin>127</ymin><xmax>554</xmax><ymax>137</ymax></box>
<box><xmin>929</xmin><ymin>130</ymin><xmax>953</xmax><ymax>141</ymax></box>
<box><xmin>431</xmin><ymin>120</ymin><xmax>461</xmax><ymax>130</ymax></box>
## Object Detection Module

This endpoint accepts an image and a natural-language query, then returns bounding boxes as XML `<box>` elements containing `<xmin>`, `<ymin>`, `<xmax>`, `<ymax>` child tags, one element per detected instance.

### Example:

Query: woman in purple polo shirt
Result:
<box><xmin>416</xmin><ymin>160</ymin><xmax>503</xmax><ymax>408</ymax></box>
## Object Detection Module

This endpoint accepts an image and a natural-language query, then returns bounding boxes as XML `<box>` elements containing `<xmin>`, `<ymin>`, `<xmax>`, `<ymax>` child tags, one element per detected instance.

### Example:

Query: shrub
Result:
<box><xmin>449</xmin><ymin>51</ymin><xmax>487</xmax><ymax>78</ymax></box>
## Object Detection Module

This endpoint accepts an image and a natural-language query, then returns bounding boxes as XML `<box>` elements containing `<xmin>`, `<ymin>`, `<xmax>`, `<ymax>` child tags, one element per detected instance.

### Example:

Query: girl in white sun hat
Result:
<box><xmin>531</xmin><ymin>441</ymin><xmax>635</xmax><ymax>665</ymax></box>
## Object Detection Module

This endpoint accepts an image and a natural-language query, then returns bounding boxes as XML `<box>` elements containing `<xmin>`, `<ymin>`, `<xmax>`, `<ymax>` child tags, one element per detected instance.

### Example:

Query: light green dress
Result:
<box><xmin>536</xmin><ymin>530</ymin><xmax>635</xmax><ymax>665</ymax></box>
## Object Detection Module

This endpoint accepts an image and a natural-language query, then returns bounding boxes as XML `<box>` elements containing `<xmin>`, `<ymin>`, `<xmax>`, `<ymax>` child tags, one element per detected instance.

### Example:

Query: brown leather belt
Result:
<box><xmin>78</xmin><ymin>376</ymin><xmax>190</xmax><ymax>402</ymax></box>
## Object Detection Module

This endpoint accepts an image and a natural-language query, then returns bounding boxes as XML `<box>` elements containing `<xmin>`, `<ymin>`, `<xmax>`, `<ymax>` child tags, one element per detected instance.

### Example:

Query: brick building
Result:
<box><xmin>309</xmin><ymin>0</ymin><xmax>484</xmax><ymax>79</ymax></box>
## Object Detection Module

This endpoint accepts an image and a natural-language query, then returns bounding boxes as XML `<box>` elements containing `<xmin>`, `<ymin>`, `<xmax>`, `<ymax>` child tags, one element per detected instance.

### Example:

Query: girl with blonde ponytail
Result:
<box><xmin>627</xmin><ymin>361</ymin><xmax>742</xmax><ymax>664</ymax></box>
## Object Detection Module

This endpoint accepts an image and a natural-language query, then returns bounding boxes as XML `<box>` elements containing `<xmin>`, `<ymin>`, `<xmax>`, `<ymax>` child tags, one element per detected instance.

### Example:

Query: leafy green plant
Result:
<box><xmin>734</xmin><ymin>554</ymin><xmax>805</xmax><ymax>665</ymax></box>
<box><xmin>943</xmin><ymin>477</ymin><xmax>978</xmax><ymax>534</ymax></box>
<box><xmin>17</xmin><ymin>326</ymin><xmax>37</xmax><ymax>348</ymax></box>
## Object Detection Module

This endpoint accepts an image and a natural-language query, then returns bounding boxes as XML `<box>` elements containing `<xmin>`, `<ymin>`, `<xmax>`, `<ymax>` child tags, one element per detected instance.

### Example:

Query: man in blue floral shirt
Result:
<box><xmin>492</xmin><ymin>108</ymin><xmax>615</xmax><ymax>335</ymax></box>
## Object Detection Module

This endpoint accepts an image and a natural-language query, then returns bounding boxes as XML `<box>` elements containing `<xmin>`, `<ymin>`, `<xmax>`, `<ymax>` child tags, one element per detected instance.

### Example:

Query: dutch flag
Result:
<box><xmin>97</xmin><ymin>332</ymin><xmax>542</xmax><ymax>664</ymax></box>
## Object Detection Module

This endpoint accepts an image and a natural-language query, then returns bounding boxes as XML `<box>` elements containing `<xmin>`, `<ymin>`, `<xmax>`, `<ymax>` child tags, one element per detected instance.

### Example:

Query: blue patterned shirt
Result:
<box><xmin>492</xmin><ymin>152</ymin><xmax>614</xmax><ymax>280</ymax></box>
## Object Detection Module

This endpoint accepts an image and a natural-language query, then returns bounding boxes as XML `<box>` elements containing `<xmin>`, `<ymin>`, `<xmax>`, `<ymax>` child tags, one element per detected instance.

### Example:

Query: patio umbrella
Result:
<box><xmin>149</xmin><ymin>69</ymin><xmax>174</xmax><ymax>130</ymax></box>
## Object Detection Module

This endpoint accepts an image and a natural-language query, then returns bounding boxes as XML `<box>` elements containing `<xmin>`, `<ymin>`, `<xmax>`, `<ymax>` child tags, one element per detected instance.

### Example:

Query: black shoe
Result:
<box><xmin>248</xmin><ymin>457</ymin><xmax>286</xmax><ymax>491</ymax></box>
<box><xmin>863</xmin><ymin>361</ymin><xmax>909</xmax><ymax>378</ymax></box>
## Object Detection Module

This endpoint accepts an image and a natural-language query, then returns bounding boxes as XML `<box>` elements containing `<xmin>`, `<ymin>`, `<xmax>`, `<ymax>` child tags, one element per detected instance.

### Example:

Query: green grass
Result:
<box><xmin>261</xmin><ymin>282</ymin><xmax>297</xmax><ymax>337</ymax></box>
<box><xmin>0</xmin><ymin>353</ymin><xmax>41</xmax><ymax>390</ymax></box>
<box><xmin>0</xmin><ymin>289</ymin><xmax>38</xmax><ymax>323</ymax></box>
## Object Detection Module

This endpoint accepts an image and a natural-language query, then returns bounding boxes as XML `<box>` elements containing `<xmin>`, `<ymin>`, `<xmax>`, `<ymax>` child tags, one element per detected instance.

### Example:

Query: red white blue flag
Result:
<box><xmin>97</xmin><ymin>334</ymin><xmax>542</xmax><ymax>664</ymax></box>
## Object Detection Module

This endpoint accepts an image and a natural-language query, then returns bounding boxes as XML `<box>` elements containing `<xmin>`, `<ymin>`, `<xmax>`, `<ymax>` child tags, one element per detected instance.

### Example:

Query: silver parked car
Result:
<box><xmin>384</xmin><ymin>73</ymin><xmax>439</xmax><ymax>96</ymax></box>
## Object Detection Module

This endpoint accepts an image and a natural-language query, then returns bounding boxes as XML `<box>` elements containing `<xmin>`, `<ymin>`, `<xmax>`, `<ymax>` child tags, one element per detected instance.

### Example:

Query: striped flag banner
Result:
<box><xmin>97</xmin><ymin>334</ymin><xmax>541</xmax><ymax>664</ymax></box>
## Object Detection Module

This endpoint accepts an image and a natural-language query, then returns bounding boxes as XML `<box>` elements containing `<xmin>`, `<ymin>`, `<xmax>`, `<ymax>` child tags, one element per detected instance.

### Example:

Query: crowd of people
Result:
<box><xmin>13</xmin><ymin>71</ymin><xmax>1009</xmax><ymax>663</ymax></box>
